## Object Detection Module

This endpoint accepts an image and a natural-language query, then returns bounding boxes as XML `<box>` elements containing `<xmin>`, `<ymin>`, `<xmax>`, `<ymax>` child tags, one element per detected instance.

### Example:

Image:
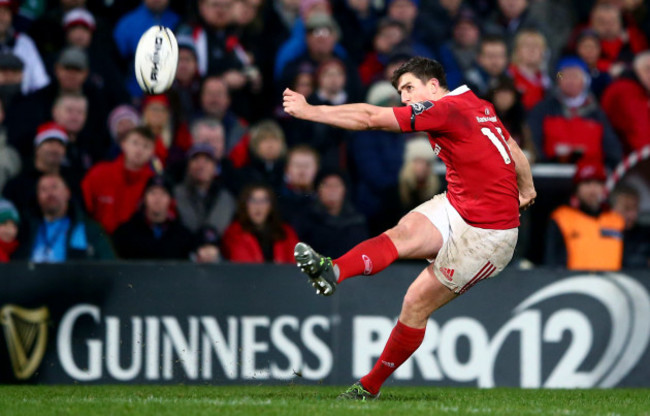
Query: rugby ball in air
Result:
<box><xmin>134</xmin><ymin>26</ymin><xmax>178</xmax><ymax>95</ymax></box>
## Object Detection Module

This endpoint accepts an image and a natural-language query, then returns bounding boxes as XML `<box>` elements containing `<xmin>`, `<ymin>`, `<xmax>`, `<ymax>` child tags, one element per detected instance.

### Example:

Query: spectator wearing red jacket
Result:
<box><xmin>588</xmin><ymin>3</ymin><xmax>648</xmax><ymax>77</ymax></box>
<box><xmin>527</xmin><ymin>57</ymin><xmax>622</xmax><ymax>169</ymax></box>
<box><xmin>81</xmin><ymin>126</ymin><xmax>157</xmax><ymax>234</ymax></box>
<box><xmin>221</xmin><ymin>183</ymin><xmax>299</xmax><ymax>263</ymax></box>
<box><xmin>601</xmin><ymin>51</ymin><xmax>650</xmax><ymax>154</ymax></box>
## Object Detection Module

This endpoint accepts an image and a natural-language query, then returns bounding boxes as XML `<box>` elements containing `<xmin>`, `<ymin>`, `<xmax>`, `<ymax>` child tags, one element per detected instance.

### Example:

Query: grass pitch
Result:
<box><xmin>0</xmin><ymin>385</ymin><xmax>648</xmax><ymax>416</ymax></box>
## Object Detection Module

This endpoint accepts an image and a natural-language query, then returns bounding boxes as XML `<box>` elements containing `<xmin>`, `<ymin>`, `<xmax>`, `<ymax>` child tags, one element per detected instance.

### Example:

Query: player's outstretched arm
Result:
<box><xmin>283</xmin><ymin>88</ymin><xmax>401</xmax><ymax>132</ymax></box>
<box><xmin>507</xmin><ymin>138</ymin><xmax>536</xmax><ymax>210</ymax></box>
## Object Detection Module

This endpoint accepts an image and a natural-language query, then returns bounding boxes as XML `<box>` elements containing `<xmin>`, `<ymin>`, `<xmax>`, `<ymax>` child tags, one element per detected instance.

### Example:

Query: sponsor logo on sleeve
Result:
<box><xmin>410</xmin><ymin>101</ymin><xmax>434</xmax><ymax>130</ymax></box>
<box><xmin>410</xmin><ymin>101</ymin><xmax>434</xmax><ymax>115</ymax></box>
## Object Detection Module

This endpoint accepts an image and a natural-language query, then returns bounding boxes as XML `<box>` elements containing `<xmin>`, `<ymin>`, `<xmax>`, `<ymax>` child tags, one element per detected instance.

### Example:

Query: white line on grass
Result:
<box><xmin>20</xmin><ymin>397</ymin><xmax>274</xmax><ymax>407</ymax></box>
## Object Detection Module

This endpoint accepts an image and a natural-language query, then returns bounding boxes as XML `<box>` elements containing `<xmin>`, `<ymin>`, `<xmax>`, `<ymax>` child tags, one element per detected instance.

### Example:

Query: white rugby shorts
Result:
<box><xmin>411</xmin><ymin>193</ymin><xmax>518</xmax><ymax>294</ymax></box>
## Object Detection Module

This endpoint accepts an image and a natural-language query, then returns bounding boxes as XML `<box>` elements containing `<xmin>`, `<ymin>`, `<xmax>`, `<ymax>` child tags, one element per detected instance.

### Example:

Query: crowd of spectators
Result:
<box><xmin>0</xmin><ymin>0</ymin><xmax>649</xmax><ymax>269</ymax></box>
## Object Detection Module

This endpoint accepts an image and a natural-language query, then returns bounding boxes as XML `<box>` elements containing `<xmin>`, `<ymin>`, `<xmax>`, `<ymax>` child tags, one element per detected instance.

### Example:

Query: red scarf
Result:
<box><xmin>0</xmin><ymin>239</ymin><xmax>19</xmax><ymax>263</ymax></box>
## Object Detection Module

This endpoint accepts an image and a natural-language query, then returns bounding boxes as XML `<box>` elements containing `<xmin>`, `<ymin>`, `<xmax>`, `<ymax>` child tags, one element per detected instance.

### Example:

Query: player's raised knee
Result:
<box><xmin>385</xmin><ymin>219</ymin><xmax>424</xmax><ymax>257</ymax></box>
<box><xmin>387</xmin><ymin>218</ymin><xmax>419</xmax><ymax>243</ymax></box>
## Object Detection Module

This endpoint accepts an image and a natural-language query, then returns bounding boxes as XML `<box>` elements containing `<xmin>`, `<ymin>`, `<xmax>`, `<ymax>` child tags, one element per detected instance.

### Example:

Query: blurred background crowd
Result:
<box><xmin>0</xmin><ymin>0</ymin><xmax>649</xmax><ymax>270</ymax></box>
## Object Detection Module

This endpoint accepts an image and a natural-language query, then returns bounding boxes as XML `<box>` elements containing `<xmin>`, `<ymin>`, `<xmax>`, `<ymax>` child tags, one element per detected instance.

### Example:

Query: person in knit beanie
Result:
<box><xmin>398</xmin><ymin>135</ymin><xmax>440</xmax><ymax>212</ymax></box>
<box><xmin>0</xmin><ymin>198</ymin><xmax>19</xmax><ymax>262</ymax></box>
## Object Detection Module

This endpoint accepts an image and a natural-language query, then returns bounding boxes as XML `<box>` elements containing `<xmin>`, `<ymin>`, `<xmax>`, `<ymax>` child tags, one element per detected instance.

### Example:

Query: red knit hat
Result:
<box><xmin>142</xmin><ymin>94</ymin><xmax>170</xmax><ymax>109</ymax></box>
<box><xmin>0</xmin><ymin>0</ymin><xmax>16</xmax><ymax>13</ymax></box>
<box><xmin>34</xmin><ymin>122</ymin><xmax>69</xmax><ymax>147</ymax></box>
<box><xmin>62</xmin><ymin>8</ymin><xmax>96</xmax><ymax>31</ymax></box>
<box><xmin>573</xmin><ymin>161</ymin><xmax>607</xmax><ymax>184</ymax></box>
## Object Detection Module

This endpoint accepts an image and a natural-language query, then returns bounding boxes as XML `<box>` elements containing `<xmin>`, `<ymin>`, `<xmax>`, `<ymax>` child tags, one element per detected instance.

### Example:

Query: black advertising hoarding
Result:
<box><xmin>0</xmin><ymin>262</ymin><xmax>648</xmax><ymax>387</ymax></box>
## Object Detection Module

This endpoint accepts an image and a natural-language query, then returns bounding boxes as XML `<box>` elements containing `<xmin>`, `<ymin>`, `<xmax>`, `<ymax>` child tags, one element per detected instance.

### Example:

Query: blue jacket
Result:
<box><xmin>349</xmin><ymin>130</ymin><xmax>405</xmax><ymax>218</ymax></box>
<box><xmin>437</xmin><ymin>43</ymin><xmax>465</xmax><ymax>90</ymax></box>
<box><xmin>14</xmin><ymin>204</ymin><xmax>115</xmax><ymax>261</ymax></box>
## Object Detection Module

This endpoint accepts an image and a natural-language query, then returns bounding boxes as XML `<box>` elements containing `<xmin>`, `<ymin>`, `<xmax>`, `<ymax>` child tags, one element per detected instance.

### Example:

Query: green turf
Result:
<box><xmin>0</xmin><ymin>385</ymin><xmax>648</xmax><ymax>416</ymax></box>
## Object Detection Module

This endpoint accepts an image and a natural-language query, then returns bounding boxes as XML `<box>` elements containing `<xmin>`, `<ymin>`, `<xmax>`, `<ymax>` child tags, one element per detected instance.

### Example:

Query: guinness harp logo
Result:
<box><xmin>0</xmin><ymin>304</ymin><xmax>49</xmax><ymax>380</ymax></box>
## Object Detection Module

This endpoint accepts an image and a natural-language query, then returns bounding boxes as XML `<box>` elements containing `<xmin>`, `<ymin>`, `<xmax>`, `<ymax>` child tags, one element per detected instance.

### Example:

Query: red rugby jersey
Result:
<box><xmin>393</xmin><ymin>85</ymin><xmax>520</xmax><ymax>229</ymax></box>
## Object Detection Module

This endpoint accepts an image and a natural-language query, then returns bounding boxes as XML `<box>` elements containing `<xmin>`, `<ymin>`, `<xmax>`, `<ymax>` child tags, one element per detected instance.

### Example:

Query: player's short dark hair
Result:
<box><xmin>122</xmin><ymin>125</ymin><xmax>156</xmax><ymax>143</ymax></box>
<box><xmin>390</xmin><ymin>56</ymin><xmax>448</xmax><ymax>90</ymax></box>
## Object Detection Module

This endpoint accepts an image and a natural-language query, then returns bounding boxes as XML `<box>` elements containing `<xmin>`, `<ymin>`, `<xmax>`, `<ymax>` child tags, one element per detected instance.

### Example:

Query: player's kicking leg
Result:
<box><xmin>294</xmin><ymin>211</ymin><xmax>443</xmax><ymax>296</ymax></box>
<box><xmin>340</xmin><ymin>210</ymin><xmax>518</xmax><ymax>399</ymax></box>
<box><xmin>339</xmin><ymin>265</ymin><xmax>456</xmax><ymax>399</ymax></box>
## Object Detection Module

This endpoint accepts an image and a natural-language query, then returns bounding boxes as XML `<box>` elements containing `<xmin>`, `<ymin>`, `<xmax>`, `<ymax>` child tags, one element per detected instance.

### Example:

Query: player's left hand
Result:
<box><xmin>283</xmin><ymin>88</ymin><xmax>310</xmax><ymax>119</ymax></box>
<box><xmin>519</xmin><ymin>191</ymin><xmax>536</xmax><ymax>211</ymax></box>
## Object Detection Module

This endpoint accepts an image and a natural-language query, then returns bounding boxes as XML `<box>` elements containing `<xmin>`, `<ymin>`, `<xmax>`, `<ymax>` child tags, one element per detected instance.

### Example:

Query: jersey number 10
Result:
<box><xmin>481</xmin><ymin>127</ymin><xmax>511</xmax><ymax>164</ymax></box>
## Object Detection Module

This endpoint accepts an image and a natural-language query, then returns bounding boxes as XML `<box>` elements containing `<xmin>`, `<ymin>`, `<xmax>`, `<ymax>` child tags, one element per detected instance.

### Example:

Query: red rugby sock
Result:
<box><xmin>333</xmin><ymin>233</ymin><xmax>399</xmax><ymax>283</ymax></box>
<box><xmin>360</xmin><ymin>320</ymin><xmax>425</xmax><ymax>395</ymax></box>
